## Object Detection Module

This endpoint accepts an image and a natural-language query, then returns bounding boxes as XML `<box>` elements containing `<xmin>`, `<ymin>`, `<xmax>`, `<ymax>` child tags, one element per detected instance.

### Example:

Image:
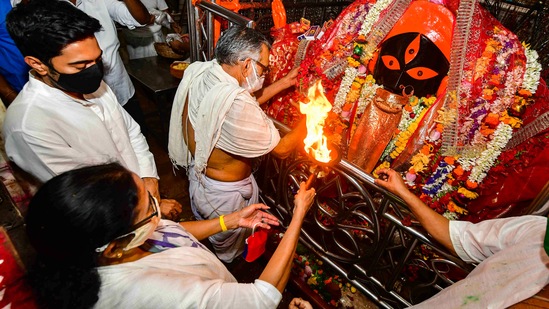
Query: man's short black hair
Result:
<box><xmin>7</xmin><ymin>0</ymin><xmax>102</xmax><ymax>64</ymax></box>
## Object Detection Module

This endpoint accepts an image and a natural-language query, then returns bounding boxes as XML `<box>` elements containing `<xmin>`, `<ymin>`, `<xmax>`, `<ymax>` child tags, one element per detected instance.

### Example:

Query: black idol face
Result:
<box><xmin>373</xmin><ymin>32</ymin><xmax>449</xmax><ymax>98</ymax></box>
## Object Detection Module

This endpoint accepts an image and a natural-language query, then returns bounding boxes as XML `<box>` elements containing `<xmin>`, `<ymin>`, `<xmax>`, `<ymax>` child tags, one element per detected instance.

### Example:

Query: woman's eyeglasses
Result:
<box><xmin>130</xmin><ymin>192</ymin><xmax>158</xmax><ymax>230</ymax></box>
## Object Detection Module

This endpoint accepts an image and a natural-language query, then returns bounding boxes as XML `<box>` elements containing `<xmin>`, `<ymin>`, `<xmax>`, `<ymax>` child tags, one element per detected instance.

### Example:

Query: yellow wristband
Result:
<box><xmin>219</xmin><ymin>215</ymin><xmax>227</xmax><ymax>232</ymax></box>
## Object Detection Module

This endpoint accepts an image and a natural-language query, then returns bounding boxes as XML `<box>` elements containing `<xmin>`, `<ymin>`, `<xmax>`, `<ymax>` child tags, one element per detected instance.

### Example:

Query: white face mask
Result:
<box><xmin>243</xmin><ymin>61</ymin><xmax>265</xmax><ymax>93</ymax></box>
<box><xmin>95</xmin><ymin>196</ymin><xmax>161</xmax><ymax>253</ymax></box>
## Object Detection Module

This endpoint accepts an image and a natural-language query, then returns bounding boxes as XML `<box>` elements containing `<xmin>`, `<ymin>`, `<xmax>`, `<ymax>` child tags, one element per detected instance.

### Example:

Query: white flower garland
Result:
<box><xmin>522</xmin><ymin>46</ymin><xmax>542</xmax><ymax>94</ymax></box>
<box><xmin>332</xmin><ymin>67</ymin><xmax>357</xmax><ymax>114</ymax></box>
<box><xmin>356</xmin><ymin>77</ymin><xmax>382</xmax><ymax>115</ymax></box>
<box><xmin>332</xmin><ymin>0</ymin><xmax>393</xmax><ymax>112</ymax></box>
<box><xmin>466</xmin><ymin>122</ymin><xmax>513</xmax><ymax>183</ymax></box>
<box><xmin>357</xmin><ymin>0</ymin><xmax>393</xmax><ymax>37</ymax></box>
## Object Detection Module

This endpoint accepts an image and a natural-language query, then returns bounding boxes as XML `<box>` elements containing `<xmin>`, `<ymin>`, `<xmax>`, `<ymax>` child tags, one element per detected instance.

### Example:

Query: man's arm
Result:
<box><xmin>117</xmin><ymin>102</ymin><xmax>158</xmax><ymax>179</ymax></box>
<box><xmin>270</xmin><ymin>117</ymin><xmax>306</xmax><ymax>159</ymax></box>
<box><xmin>375</xmin><ymin>168</ymin><xmax>455</xmax><ymax>255</ymax></box>
<box><xmin>122</xmin><ymin>0</ymin><xmax>152</xmax><ymax>24</ymax></box>
<box><xmin>104</xmin><ymin>0</ymin><xmax>152</xmax><ymax>27</ymax></box>
<box><xmin>255</xmin><ymin>67</ymin><xmax>298</xmax><ymax>105</ymax></box>
<box><xmin>4</xmin><ymin>131</ymin><xmax>104</xmax><ymax>183</ymax></box>
<box><xmin>0</xmin><ymin>74</ymin><xmax>18</xmax><ymax>105</ymax></box>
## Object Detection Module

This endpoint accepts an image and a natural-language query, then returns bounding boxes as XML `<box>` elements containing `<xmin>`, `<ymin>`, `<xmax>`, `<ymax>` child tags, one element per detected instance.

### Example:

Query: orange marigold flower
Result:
<box><xmin>466</xmin><ymin>180</ymin><xmax>478</xmax><ymax>189</ymax></box>
<box><xmin>518</xmin><ymin>89</ymin><xmax>532</xmax><ymax>97</ymax></box>
<box><xmin>480</xmin><ymin>127</ymin><xmax>494</xmax><ymax>136</ymax></box>
<box><xmin>453</xmin><ymin>166</ymin><xmax>464</xmax><ymax>176</ymax></box>
<box><xmin>447</xmin><ymin>201</ymin><xmax>456</xmax><ymax>212</ymax></box>
<box><xmin>420</xmin><ymin>145</ymin><xmax>430</xmax><ymax>155</ymax></box>
<box><xmin>443</xmin><ymin>156</ymin><xmax>455</xmax><ymax>165</ymax></box>
<box><xmin>436</xmin><ymin>123</ymin><xmax>444</xmax><ymax>132</ymax></box>
<box><xmin>484</xmin><ymin>113</ymin><xmax>500</xmax><ymax>127</ymax></box>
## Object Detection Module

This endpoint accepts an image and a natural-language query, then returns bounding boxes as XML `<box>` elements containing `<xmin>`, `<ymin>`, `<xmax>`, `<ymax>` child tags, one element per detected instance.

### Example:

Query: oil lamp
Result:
<box><xmin>300</xmin><ymin>80</ymin><xmax>341</xmax><ymax>189</ymax></box>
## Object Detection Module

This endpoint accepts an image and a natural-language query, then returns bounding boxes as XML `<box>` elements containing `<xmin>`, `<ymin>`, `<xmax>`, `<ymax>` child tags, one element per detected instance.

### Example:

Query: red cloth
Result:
<box><xmin>0</xmin><ymin>228</ymin><xmax>37</xmax><ymax>309</ymax></box>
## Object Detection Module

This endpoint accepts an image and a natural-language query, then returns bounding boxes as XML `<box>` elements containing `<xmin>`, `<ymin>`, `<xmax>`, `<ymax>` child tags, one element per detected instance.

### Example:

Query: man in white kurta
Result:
<box><xmin>69</xmin><ymin>0</ymin><xmax>146</xmax><ymax>107</ymax></box>
<box><xmin>411</xmin><ymin>215</ymin><xmax>549</xmax><ymax>308</ymax></box>
<box><xmin>3</xmin><ymin>72</ymin><xmax>157</xmax><ymax>183</ymax></box>
<box><xmin>375</xmin><ymin>168</ymin><xmax>549</xmax><ymax>308</ymax></box>
<box><xmin>169</xmin><ymin>26</ymin><xmax>304</xmax><ymax>263</ymax></box>
<box><xmin>169</xmin><ymin>59</ymin><xmax>280</xmax><ymax>262</ymax></box>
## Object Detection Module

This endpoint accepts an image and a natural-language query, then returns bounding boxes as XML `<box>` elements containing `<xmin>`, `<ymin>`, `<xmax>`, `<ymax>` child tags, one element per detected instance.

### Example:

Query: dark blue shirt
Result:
<box><xmin>1</xmin><ymin>1</ymin><xmax>29</xmax><ymax>92</ymax></box>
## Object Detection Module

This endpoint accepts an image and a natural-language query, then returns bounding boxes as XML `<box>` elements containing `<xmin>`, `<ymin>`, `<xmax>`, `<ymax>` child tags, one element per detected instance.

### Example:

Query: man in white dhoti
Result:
<box><xmin>375</xmin><ymin>168</ymin><xmax>549</xmax><ymax>308</ymax></box>
<box><xmin>169</xmin><ymin>25</ymin><xmax>305</xmax><ymax>262</ymax></box>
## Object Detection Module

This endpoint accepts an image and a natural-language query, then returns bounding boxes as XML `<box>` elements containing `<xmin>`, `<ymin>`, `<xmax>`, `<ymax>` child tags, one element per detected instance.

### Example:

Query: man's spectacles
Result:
<box><xmin>252</xmin><ymin>59</ymin><xmax>270</xmax><ymax>77</ymax></box>
<box><xmin>130</xmin><ymin>192</ymin><xmax>159</xmax><ymax>230</ymax></box>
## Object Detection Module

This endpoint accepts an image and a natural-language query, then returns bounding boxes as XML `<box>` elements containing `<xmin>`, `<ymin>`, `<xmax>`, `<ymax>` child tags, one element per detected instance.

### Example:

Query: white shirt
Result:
<box><xmin>411</xmin><ymin>215</ymin><xmax>549</xmax><ymax>308</ymax></box>
<box><xmin>96</xmin><ymin>221</ymin><xmax>282</xmax><ymax>308</ymax></box>
<box><xmin>140</xmin><ymin>0</ymin><xmax>168</xmax><ymax>11</ymax></box>
<box><xmin>72</xmin><ymin>0</ymin><xmax>143</xmax><ymax>106</ymax></box>
<box><xmin>168</xmin><ymin>60</ymin><xmax>280</xmax><ymax>174</ymax></box>
<box><xmin>2</xmin><ymin>72</ymin><xmax>157</xmax><ymax>182</ymax></box>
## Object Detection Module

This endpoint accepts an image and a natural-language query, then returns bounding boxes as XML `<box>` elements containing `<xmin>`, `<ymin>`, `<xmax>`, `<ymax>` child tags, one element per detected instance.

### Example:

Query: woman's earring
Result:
<box><xmin>116</xmin><ymin>252</ymin><xmax>123</xmax><ymax>259</ymax></box>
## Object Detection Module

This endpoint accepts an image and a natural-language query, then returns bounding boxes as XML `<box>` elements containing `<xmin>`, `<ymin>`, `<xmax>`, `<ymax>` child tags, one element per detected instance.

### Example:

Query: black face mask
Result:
<box><xmin>49</xmin><ymin>59</ymin><xmax>104</xmax><ymax>94</ymax></box>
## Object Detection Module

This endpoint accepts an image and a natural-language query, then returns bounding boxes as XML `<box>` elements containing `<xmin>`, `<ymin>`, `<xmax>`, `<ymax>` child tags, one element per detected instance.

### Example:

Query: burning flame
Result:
<box><xmin>299</xmin><ymin>80</ymin><xmax>332</xmax><ymax>163</ymax></box>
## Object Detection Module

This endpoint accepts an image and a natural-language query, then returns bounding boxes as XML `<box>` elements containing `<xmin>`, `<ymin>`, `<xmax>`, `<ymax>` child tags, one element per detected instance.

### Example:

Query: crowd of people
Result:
<box><xmin>0</xmin><ymin>0</ymin><xmax>315</xmax><ymax>307</ymax></box>
<box><xmin>0</xmin><ymin>0</ymin><xmax>547</xmax><ymax>308</ymax></box>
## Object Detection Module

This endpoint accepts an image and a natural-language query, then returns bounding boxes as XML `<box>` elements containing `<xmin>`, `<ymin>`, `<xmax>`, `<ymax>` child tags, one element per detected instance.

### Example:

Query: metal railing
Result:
<box><xmin>186</xmin><ymin>0</ymin><xmax>255</xmax><ymax>62</ymax></box>
<box><xmin>184</xmin><ymin>2</ymin><xmax>473</xmax><ymax>307</ymax></box>
<box><xmin>255</xmin><ymin>120</ymin><xmax>475</xmax><ymax>308</ymax></box>
<box><xmin>183</xmin><ymin>1</ymin><xmax>548</xmax><ymax>306</ymax></box>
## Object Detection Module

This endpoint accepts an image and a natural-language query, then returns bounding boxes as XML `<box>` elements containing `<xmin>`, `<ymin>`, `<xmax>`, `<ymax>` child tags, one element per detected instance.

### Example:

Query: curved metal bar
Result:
<box><xmin>260</xmin><ymin>119</ymin><xmax>474</xmax><ymax>308</ymax></box>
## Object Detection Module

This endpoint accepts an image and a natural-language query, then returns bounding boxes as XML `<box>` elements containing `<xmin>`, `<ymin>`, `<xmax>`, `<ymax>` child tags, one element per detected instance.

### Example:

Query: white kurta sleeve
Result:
<box><xmin>411</xmin><ymin>216</ymin><xmax>549</xmax><ymax>308</ymax></box>
<box><xmin>450</xmin><ymin>216</ymin><xmax>547</xmax><ymax>263</ymax></box>
<box><xmin>118</xmin><ymin>104</ymin><xmax>158</xmax><ymax>179</ymax></box>
<box><xmin>5</xmin><ymin>131</ymin><xmax>111</xmax><ymax>182</ymax></box>
<box><xmin>104</xmin><ymin>0</ymin><xmax>145</xmax><ymax>28</ymax></box>
<box><xmin>217</xmin><ymin>93</ymin><xmax>281</xmax><ymax>158</ymax></box>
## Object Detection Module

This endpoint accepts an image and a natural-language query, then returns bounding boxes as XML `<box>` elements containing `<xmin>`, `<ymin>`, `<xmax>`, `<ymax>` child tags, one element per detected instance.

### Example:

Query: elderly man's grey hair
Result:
<box><xmin>215</xmin><ymin>25</ymin><xmax>271</xmax><ymax>65</ymax></box>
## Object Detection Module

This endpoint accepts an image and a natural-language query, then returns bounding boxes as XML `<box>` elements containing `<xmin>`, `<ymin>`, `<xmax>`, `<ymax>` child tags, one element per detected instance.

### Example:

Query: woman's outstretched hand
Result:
<box><xmin>236</xmin><ymin>204</ymin><xmax>280</xmax><ymax>230</ymax></box>
<box><xmin>293</xmin><ymin>182</ymin><xmax>316</xmax><ymax>218</ymax></box>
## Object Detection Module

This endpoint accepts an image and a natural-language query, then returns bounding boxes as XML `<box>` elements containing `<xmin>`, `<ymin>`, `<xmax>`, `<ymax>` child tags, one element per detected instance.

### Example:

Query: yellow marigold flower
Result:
<box><xmin>347</xmin><ymin>57</ymin><xmax>360</xmax><ymax>67</ymax></box>
<box><xmin>453</xmin><ymin>204</ymin><xmax>468</xmax><ymax>215</ymax></box>
<box><xmin>423</xmin><ymin>96</ymin><xmax>436</xmax><ymax>106</ymax></box>
<box><xmin>408</xmin><ymin>122</ymin><xmax>418</xmax><ymax>132</ymax></box>
<box><xmin>458</xmin><ymin>187</ymin><xmax>479</xmax><ymax>199</ymax></box>
<box><xmin>503</xmin><ymin>117</ymin><xmax>522</xmax><ymax>128</ymax></box>
<box><xmin>410</xmin><ymin>153</ymin><xmax>430</xmax><ymax>172</ymax></box>
<box><xmin>373</xmin><ymin>161</ymin><xmax>391</xmax><ymax>178</ymax></box>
